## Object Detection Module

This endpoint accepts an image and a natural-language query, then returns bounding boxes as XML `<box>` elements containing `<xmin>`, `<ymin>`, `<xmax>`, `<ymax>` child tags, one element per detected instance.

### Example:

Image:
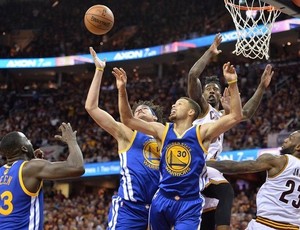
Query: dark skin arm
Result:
<box><xmin>22</xmin><ymin>122</ymin><xmax>85</xmax><ymax>193</ymax></box>
<box><xmin>188</xmin><ymin>33</ymin><xmax>222</xmax><ymax>114</ymax></box>
<box><xmin>242</xmin><ymin>64</ymin><xmax>274</xmax><ymax>120</ymax></box>
<box><xmin>220</xmin><ymin>64</ymin><xmax>273</xmax><ymax>118</ymax></box>
<box><xmin>207</xmin><ymin>153</ymin><xmax>286</xmax><ymax>177</ymax></box>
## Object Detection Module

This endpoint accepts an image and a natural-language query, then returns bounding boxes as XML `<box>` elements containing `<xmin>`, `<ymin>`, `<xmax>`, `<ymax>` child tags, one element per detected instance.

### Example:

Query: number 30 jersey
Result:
<box><xmin>256</xmin><ymin>154</ymin><xmax>300</xmax><ymax>227</ymax></box>
<box><xmin>0</xmin><ymin>160</ymin><xmax>43</xmax><ymax>230</ymax></box>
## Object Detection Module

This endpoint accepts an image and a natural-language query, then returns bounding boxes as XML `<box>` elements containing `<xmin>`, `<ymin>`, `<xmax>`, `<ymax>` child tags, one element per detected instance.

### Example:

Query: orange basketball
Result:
<box><xmin>84</xmin><ymin>5</ymin><xmax>114</xmax><ymax>35</ymax></box>
<box><xmin>292</xmin><ymin>0</ymin><xmax>300</xmax><ymax>7</ymax></box>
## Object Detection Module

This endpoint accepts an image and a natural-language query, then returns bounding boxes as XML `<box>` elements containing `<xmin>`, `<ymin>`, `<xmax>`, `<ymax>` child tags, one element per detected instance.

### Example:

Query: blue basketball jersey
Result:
<box><xmin>0</xmin><ymin>160</ymin><xmax>44</xmax><ymax>230</ymax></box>
<box><xmin>118</xmin><ymin>131</ymin><xmax>160</xmax><ymax>204</ymax></box>
<box><xmin>159</xmin><ymin>123</ymin><xmax>207</xmax><ymax>197</ymax></box>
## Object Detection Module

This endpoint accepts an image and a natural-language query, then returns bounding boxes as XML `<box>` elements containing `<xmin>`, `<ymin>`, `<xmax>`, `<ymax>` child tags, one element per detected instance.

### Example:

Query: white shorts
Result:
<box><xmin>246</xmin><ymin>219</ymin><xmax>276</xmax><ymax>230</ymax></box>
<box><xmin>203</xmin><ymin>166</ymin><xmax>228</xmax><ymax>211</ymax></box>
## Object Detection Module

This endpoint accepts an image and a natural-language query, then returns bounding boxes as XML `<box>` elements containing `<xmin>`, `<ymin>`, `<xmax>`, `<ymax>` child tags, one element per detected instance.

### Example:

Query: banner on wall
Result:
<box><xmin>1</xmin><ymin>18</ymin><xmax>300</xmax><ymax>69</ymax></box>
<box><xmin>81</xmin><ymin>147</ymin><xmax>281</xmax><ymax>177</ymax></box>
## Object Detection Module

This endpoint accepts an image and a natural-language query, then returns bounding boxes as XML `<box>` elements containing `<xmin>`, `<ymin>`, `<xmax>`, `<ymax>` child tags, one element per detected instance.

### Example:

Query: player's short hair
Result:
<box><xmin>204</xmin><ymin>75</ymin><xmax>221</xmax><ymax>91</ymax></box>
<box><xmin>0</xmin><ymin>131</ymin><xmax>23</xmax><ymax>158</ymax></box>
<box><xmin>180</xmin><ymin>97</ymin><xmax>201</xmax><ymax>121</ymax></box>
<box><xmin>132</xmin><ymin>100</ymin><xmax>164</xmax><ymax>123</ymax></box>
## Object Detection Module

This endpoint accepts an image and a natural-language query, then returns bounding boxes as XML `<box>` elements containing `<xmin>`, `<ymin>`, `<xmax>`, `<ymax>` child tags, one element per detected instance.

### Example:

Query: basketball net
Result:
<box><xmin>224</xmin><ymin>0</ymin><xmax>281</xmax><ymax>59</ymax></box>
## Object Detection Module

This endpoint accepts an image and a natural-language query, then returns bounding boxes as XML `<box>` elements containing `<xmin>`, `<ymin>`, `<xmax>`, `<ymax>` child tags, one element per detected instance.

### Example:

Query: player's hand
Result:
<box><xmin>34</xmin><ymin>149</ymin><xmax>45</xmax><ymax>159</ymax></box>
<box><xmin>223</xmin><ymin>62</ymin><xmax>237</xmax><ymax>83</ymax></box>
<box><xmin>89</xmin><ymin>47</ymin><xmax>106</xmax><ymax>69</ymax></box>
<box><xmin>221</xmin><ymin>87</ymin><xmax>230</xmax><ymax>113</ymax></box>
<box><xmin>260</xmin><ymin>64</ymin><xmax>274</xmax><ymax>89</ymax></box>
<box><xmin>55</xmin><ymin>122</ymin><xmax>77</xmax><ymax>143</ymax></box>
<box><xmin>209</xmin><ymin>33</ymin><xmax>222</xmax><ymax>56</ymax></box>
<box><xmin>112</xmin><ymin>67</ymin><xmax>127</xmax><ymax>90</ymax></box>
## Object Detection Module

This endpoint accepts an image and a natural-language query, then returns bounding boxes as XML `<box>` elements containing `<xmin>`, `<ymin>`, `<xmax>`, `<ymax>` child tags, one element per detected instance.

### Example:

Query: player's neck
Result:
<box><xmin>6</xmin><ymin>156</ymin><xmax>27</xmax><ymax>165</ymax></box>
<box><xmin>174</xmin><ymin>120</ymin><xmax>193</xmax><ymax>135</ymax></box>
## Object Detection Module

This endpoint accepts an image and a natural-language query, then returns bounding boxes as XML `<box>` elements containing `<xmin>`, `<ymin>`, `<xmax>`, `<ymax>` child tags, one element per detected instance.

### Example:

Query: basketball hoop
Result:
<box><xmin>224</xmin><ymin>0</ymin><xmax>281</xmax><ymax>59</ymax></box>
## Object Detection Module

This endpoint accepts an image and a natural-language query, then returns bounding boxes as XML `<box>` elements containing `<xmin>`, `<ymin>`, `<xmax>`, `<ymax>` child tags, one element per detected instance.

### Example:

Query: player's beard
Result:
<box><xmin>169</xmin><ymin>114</ymin><xmax>175</xmax><ymax>122</ymax></box>
<box><xmin>280</xmin><ymin>146</ymin><xmax>294</xmax><ymax>155</ymax></box>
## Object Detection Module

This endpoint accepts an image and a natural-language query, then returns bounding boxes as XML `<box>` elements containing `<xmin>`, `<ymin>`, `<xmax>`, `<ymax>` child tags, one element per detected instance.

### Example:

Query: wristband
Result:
<box><xmin>96</xmin><ymin>67</ymin><xmax>104</xmax><ymax>72</ymax></box>
<box><xmin>227</xmin><ymin>79</ymin><xmax>237</xmax><ymax>85</ymax></box>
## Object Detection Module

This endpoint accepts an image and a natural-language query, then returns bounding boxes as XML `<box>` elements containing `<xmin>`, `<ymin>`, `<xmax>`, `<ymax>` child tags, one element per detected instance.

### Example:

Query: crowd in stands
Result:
<box><xmin>0</xmin><ymin>0</ymin><xmax>289</xmax><ymax>58</ymax></box>
<box><xmin>1</xmin><ymin>58</ymin><xmax>299</xmax><ymax>164</ymax></box>
<box><xmin>0</xmin><ymin>0</ymin><xmax>299</xmax><ymax>229</ymax></box>
<box><xmin>42</xmin><ymin>180</ymin><xmax>259</xmax><ymax>230</ymax></box>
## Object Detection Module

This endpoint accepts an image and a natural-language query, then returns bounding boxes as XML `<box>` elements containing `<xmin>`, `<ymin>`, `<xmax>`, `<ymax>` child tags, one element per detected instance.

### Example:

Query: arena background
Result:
<box><xmin>0</xmin><ymin>0</ymin><xmax>300</xmax><ymax>229</ymax></box>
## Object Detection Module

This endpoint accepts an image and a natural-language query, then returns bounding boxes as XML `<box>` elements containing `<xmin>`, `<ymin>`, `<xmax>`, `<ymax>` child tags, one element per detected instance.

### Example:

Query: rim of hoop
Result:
<box><xmin>224</xmin><ymin>0</ymin><xmax>277</xmax><ymax>11</ymax></box>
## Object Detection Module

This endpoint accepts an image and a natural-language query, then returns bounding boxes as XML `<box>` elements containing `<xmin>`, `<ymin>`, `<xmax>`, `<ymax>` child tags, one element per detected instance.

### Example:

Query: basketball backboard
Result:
<box><xmin>261</xmin><ymin>0</ymin><xmax>300</xmax><ymax>17</ymax></box>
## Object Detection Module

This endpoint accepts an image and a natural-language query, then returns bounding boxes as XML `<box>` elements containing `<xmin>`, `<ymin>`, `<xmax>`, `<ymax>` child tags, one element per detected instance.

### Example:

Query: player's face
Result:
<box><xmin>18</xmin><ymin>132</ymin><xmax>35</xmax><ymax>160</ymax></box>
<box><xmin>203</xmin><ymin>83</ymin><xmax>221</xmax><ymax>108</ymax></box>
<box><xmin>134</xmin><ymin>105</ymin><xmax>157</xmax><ymax>122</ymax></box>
<box><xmin>169</xmin><ymin>99</ymin><xmax>189</xmax><ymax>121</ymax></box>
<box><xmin>280</xmin><ymin>131</ymin><xmax>300</xmax><ymax>155</ymax></box>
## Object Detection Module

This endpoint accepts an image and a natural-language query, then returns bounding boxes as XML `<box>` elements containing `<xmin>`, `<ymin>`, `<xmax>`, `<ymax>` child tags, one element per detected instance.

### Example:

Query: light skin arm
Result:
<box><xmin>206</xmin><ymin>153</ymin><xmax>286</xmax><ymax>177</ymax></box>
<box><xmin>220</xmin><ymin>65</ymin><xmax>273</xmax><ymax>117</ymax></box>
<box><xmin>241</xmin><ymin>64</ymin><xmax>273</xmax><ymax>120</ymax></box>
<box><xmin>188</xmin><ymin>33</ymin><xmax>222</xmax><ymax>113</ymax></box>
<box><xmin>23</xmin><ymin>122</ymin><xmax>85</xmax><ymax>192</ymax></box>
<box><xmin>112</xmin><ymin>67</ymin><xmax>165</xmax><ymax>141</ymax></box>
<box><xmin>85</xmin><ymin>47</ymin><xmax>131</xmax><ymax>142</ymax></box>
<box><xmin>201</xmin><ymin>62</ymin><xmax>243</xmax><ymax>146</ymax></box>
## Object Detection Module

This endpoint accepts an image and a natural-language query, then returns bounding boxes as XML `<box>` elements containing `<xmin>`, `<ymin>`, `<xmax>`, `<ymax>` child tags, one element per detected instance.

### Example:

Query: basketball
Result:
<box><xmin>84</xmin><ymin>5</ymin><xmax>114</xmax><ymax>35</ymax></box>
<box><xmin>292</xmin><ymin>0</ymin><xmax>300</xmax><ymax>8</ymax></box>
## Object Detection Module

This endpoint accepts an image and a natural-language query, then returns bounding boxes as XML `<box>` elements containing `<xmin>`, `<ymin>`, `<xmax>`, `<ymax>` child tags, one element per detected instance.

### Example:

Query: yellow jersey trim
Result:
<box><xmin>160</xmin><ymin>123</ymin><xmax>169</xmax><ymax>156</ymax></box>
<box><xmin>19</xmin><ymin>161</ymin><xmax>42</xmax><ymax>197</ymax></box>
<box><xmin>256</xmin><ymin>216</ymin><xmax>299</xmax><ymax>230</ymax></box>
<box><xmin>196</xmin><ymin>124</ymin><xmax>208</xmax><ymax>154</ymax></box>
<box><xmin>118</xmin><ymin>130</ymin><xmax>137</xmax><ymax>154</ymax></box>
<box><xmin>173</xmin><ymin>125</ymin><xmax>194</xmax><ymax>139</ymax></box>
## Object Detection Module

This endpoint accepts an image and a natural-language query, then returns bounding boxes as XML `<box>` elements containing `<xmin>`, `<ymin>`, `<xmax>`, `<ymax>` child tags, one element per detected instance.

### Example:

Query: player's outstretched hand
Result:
<box><xmin>112</xmin><ymin>67</ymin><xmax>127</xmax><ymax>90</ymax></box>
<box><xmin>34</xmin><ymin>149</ymin><xmax>45</xmax><ymax>159</ymax></box>
<box><xmin>209</xmin><ymin>33</ymin><xmax>222</xmax><ymax>56</ymax></box>
<box><xmin>223</xmin><ymin>62</ymin><xmax>237</xmax><ymax>83</ymax></box>
<box><xmin>89</xmin><ymin>47</ymin><xmax>106</xmax><ymax>69</ymax></box>
<box><xmin>55</xmin><ymin>122</ymin><xmax>77</xmax><ymax>143</ymax></box>
<box><xmin>260</xmin><ymin>64</ymin><xmax>274</xmax><ymax>89</ymax></box>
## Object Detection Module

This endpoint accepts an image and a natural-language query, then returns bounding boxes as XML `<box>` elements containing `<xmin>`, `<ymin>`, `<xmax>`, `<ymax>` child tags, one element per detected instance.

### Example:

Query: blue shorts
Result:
<box><xmin>107</xmin><ymin>195</ymin><xmax>150</xmax><ymax>230</ymax></box>
<box><xmin>149</xmin><ymin>190</ymin><xmax>203</xmax><ymax>230</ymax></box>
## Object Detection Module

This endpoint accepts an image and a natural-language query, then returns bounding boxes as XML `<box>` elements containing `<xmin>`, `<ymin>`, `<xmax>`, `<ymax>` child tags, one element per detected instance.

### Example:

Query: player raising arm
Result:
<box><xmin>113</xmin><ymin>62</ymin><xmax>243</xmax><ymax>230</ymax></box>
<box><xmin>207</xmin><ymin>131</ymin><xmax>300</xmax><ymax>230</ymax></box>
<box><xmin>0</xmin><ymin>122</ymin><xmax>85</xmax><ymax>229</ymax></box>
<box><xmin>85</xmin><ymin>47</ymin><xmax>163</xmax><ymax>230</ymax></box>
<box><xmin>188</xmin><ymin>33</ymin><xmax>274</xmax><ymax>230</ymax></box>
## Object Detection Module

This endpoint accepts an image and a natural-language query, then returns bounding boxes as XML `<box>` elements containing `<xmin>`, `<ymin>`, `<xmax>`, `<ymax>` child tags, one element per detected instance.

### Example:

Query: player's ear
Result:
<box><xmin>153</xmin><ymin>115</ymin><xmax>158</xmax><ymax>121</ymax></box>
<box><xmin>21</xmin><ymin>145</ymin><xmax>28</xmax><ymax>153</ymax></box>
<box><xmin>295</xmin><ymin>144</ymin><xmax>300</xmax><ymax>152</ymax></box>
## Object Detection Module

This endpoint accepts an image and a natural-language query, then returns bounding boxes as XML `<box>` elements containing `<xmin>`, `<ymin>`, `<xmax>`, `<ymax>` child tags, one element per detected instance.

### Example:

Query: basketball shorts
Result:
<box><xmin>149</xmin><ymin>190</ymin><xmax>203</xmax><ymax>230</ymax></box>
<box><xmin>107</xmin><ymin>195</ymin><xmax>150</xmax><ymax>230</ymax></box>
<box><xmin>203</xmin><ymin>166</ymin><xmax>228</xmax><ymax>211</ymax></box>
<box><xmin>246</xmin><ymin>219</ymin><xmax>276</xmax><ymax>230</ymax></box>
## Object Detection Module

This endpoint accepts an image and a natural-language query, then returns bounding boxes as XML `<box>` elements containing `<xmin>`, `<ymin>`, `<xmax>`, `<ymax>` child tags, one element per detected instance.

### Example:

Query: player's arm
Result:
<box><xmin>23</xmin><ymin>123</ymin><xmax>85</xmax><ymax>182</ymax></box>
<box><xmin>85</xmin><ymin>47</ymin><xmax>129</xmax><ymax>141</ymax></box>
<box><xmin>188</xmin><ymin>33</ymin><xmax>222</xmax><ymax>112</ymax></box>
<box><xmin>242</xmin><ymin>64</ymin><xmax>274</xmax><ymax>120</ymax></box>
<box><xmin>207</xmin><ymin>153</ymin><xmax>286</xmax><ymax>175</ymax></box>
<box><xmin>202</xmin><ymin>62</ymin><xmax>243</xmax><ymax>141</ymax></box>
<box><xmin>112</xmin><ymin>67</ymin><xmax>165</xmax><ymax>141</ymax></box>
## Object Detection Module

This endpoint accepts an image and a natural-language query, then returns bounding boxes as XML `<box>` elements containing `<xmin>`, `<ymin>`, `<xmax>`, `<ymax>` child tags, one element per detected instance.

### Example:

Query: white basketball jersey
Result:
<box><xmin>193</xmin><ymin>104</ymin><xmax>224</xmax><ymax>160</ymax></box>
<box><xmin>256</xmin><ymin>154</ymin><xmax>300</xmax><ymax>227</ymax></box>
